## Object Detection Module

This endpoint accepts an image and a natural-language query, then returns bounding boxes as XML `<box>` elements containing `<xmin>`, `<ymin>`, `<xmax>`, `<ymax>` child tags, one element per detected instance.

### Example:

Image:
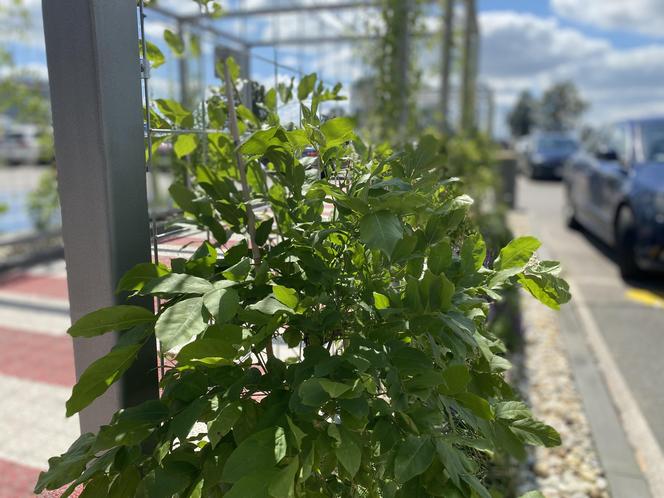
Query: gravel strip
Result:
<box><xmin>513</xmin><ymin>292</ymin><xmax>610</xmax><ymax>498</ymax></box>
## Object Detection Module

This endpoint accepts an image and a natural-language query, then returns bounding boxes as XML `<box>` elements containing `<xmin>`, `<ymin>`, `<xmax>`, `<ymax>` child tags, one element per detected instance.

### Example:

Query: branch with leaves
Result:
<box><xmin>36</xmin><ymin>67</ymin><xmax>569</xmax><ymax>497</ymax></box>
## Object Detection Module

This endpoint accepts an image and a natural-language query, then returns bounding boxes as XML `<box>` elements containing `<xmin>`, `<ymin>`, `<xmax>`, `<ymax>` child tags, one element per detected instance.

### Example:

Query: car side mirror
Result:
<box><xmin>595</xmin><ymin>147</ymin><xmax>619</xmax><ymax>161</ymax></box>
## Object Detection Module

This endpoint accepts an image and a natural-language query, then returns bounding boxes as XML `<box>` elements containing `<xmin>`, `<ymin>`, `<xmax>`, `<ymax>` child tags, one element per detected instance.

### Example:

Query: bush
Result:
<box><xmin>35</xmin><ymin>70</ymin><xmax>569</xmax><ymax>498</ymax></box>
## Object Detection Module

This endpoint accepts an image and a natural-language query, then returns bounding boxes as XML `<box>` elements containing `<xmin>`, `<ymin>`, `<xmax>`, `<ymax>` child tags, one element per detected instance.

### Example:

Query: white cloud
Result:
<box><xmin>480</xmin><ymin>11</ymin><xmax>664</xmax><ymax>137</ymax></box>
<box><xmin>480</xmin><ymin>12</ymin><xmax>609</xmax><ymax>78</ymax></box>
<box><xmin>551</xmin><ymin>0</ymin><xmax>664</xmax><ymax>38</ymax></box>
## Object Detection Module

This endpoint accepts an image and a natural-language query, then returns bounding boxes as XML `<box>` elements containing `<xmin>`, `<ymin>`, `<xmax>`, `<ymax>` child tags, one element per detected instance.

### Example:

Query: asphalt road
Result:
<box><xmin>516</xmin><ymin>176</ymin><xmax>664</xmax><ymax>457</ymax></box>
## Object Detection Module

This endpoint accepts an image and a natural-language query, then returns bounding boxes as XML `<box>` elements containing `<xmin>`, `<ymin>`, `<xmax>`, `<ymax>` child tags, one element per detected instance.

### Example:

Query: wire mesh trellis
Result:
<box><xmin>134</xmin><ymin>0</ymin><xmax>491</xmax><ymax>369</ymax></box>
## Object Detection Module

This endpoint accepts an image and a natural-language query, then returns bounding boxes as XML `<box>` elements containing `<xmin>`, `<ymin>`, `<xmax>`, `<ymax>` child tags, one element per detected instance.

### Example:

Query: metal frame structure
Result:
<box><xmin>42</xmin><ymin>0</ymin><xmax>159</xmax><ymax>433</ymax></box>
<box><xmin>40</xmin><ymin>0</ymin><xmax>486</xmax><ymax>431</ymax></box>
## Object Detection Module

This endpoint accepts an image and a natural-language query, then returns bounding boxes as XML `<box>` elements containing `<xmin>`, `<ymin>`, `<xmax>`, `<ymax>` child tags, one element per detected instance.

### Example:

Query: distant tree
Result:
<box><xmin>0</xmin><ymin>0</ymin><xmax>51</xmax><ymax>127</ymax></box>
<box><xmin>507</xmin><ymin>90</ymin><xmax>538</xmax><ymax>137</ymax></box>
<box><xmin>539</xmin><ymin>81</ymin><xmax>587</xmax><ymax>131</ymax></box>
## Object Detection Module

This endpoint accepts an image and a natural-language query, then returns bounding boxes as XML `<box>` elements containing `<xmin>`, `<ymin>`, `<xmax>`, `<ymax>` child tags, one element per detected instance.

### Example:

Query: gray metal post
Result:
<box><xmin>42</xmin><ymin>0</ymin><xmax>158</xmax><ymax>433</ymax></box>
<box><xmin>440</xmin><ymin>0</ymin><xmax>454</xmax><ymax>133</ymax></box>
<box><xmin>397</xmin><ymin>0</ymin><xmax>412</xmax><ymax>140</ymax></box>
<box><xmin>460</xmin><ymin>0</ymin><xmax>477</xmax><ymax>132</ymax></box>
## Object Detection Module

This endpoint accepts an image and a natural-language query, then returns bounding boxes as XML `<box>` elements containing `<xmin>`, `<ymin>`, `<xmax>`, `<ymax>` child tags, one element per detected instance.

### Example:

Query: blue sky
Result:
<box><xmin>4</xmin><ymin>0</ymin><xmax>664</xmax><ymax>137</ymax></box>
<box><xmin>476</xmin><ymin>0</ymin><xmax>664</xmax><ymax>136</ymax></box>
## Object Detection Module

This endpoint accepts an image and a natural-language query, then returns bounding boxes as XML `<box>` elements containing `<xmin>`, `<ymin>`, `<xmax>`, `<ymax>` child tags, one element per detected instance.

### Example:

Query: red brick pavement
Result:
<box><xmin>0</xmin><ymin>458</ymin><xmax>41</xmax><ymax>498</ymax></box>
<box><xmin>0</xmin><ymin>327</ymin><xmax>74</xmax><ymax>387</ymax></box>
<box><xmin>0</xmin><ymin>275</ymin><xmax>68</xmax><ymax>301</ymax></box>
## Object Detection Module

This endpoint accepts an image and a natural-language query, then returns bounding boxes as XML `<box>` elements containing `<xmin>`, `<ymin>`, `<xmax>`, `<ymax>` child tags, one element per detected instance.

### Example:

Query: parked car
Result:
<box><xmin>563</xmin><ymin>117</ymin><xmax>664</xmax><ymax>277</ymax></box>
<box><xmin>0</xmin><ymin>124</ymin><xmax>54</xmax><ymax>165</ymax></box>
<box><xmin>520</xmin><ymin>132</ymin><xmax>579</xmax><ymax>179</ymax></box>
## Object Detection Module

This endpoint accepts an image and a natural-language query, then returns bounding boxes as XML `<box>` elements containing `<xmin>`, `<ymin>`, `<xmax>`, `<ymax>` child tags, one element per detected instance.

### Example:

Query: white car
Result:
<box><xmin>0</xmin><ymin>124</ymin><xmax>53</xmax><ymax>165</ymax></box>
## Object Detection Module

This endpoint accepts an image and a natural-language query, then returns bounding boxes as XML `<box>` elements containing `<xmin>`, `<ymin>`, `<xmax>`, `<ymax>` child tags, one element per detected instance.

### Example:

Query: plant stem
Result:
<box><xmin>222</xmin><ymin>61</ymin><xmax>260</xmax><ymax>266</ymax></box>
<box><xmin>221</xmin><ymin>59</ymin><xmax>275</xmax><ymax>361</ymax></box>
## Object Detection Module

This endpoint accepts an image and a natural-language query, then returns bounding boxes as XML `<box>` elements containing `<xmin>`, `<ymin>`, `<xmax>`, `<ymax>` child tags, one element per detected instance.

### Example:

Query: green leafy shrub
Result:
<box><xmin>28</xmin><ymin>167</ymin><xmax>60</xmax><ymax>231</ymax></box>
<box><xmin>36</xmin><ymin>71</ymin><xmax>569</xmax><ymax>497</ymax></box>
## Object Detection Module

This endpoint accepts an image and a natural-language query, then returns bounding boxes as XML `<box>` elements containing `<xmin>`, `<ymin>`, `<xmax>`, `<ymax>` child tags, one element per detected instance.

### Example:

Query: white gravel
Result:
<box><xmin>513</xmin><ymin>287</ymin><xmax>610</xmax><ymax>498</ymax></box>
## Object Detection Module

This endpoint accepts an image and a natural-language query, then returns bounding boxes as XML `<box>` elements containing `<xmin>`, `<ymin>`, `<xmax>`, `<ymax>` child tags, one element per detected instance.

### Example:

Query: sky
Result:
<box><xmin>479</xmin><ymin>0</ymin><xmax>664</xmax><ymax>136</ymax></box>
<box><xmin>3</xmin><ymin>0</ymin><xmax>664</xmax><ymax>138</ymax></box>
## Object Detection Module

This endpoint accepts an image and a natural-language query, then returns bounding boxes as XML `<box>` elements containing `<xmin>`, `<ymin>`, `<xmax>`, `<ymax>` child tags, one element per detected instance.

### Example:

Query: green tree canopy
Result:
<box><xmin>538</xmin><ymin>81</ymin><xmax>587</xmax><ymax>132</ymax></box>
<box><xmin>507</xmin><ymin>90</ymin><xmax>538</xmax><ymax>138</ymax></box>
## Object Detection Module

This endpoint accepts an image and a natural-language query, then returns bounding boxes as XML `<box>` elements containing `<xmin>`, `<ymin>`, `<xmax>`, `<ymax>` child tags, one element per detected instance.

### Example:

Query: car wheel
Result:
<box><xmin>615</xmin><ymin>206</ymin><xmax>640</xmax><ymax>279</ymax></box>
<box><xmin>564</xmin><ymin>187</ymin><xmax>581</xmax><ymax>230</ymax></box>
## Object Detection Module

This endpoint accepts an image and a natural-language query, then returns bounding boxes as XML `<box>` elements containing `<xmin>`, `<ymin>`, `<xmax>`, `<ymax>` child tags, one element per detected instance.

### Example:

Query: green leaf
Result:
<box><xmin>95</xmin><ymin>400</ymin><xmax>169</xmax><ymax>450</ymax></box>
<box><xmin>454</xmin><ymin>392</ymin><xmax>493</xmax><ymax>420</ymax></box>
<box><xmin>359</xmin><ymin>211</ymin><xmax>404</xmax><ymax>257</ymax></box>
<box><xmin>462</xmin><ymin>474</ymin><xmax>492</xmax><ymax>498</ymax></box>
<box><xmin>435</xmin><ymin>440</ymin><xmax>473</xmax><ymax>487</ymax></box>
<box><xmin>144</xmin><ymin>40</ymin><xmax>165</xmax><ymax>69</ymax></box>
<box><xmin>495</xmin><ymin>236</ymin><xmax>541</xmax><ymax>271</ymax></box>
<box><xmin>240</xmin><ymin>127</ymin><xmax>289</xmax><ymax>156</ymax></box>
<box><xmin>428</xmin><ymin>240</ymin><xmax>453</xmax><ymax>274</ymax></box>
<box><xmin>273</xmin><ymin>285</ymin><xmax>298</xmax><ymax>309</ymax></box>
<box><xmin>176</xmin><ymin>338</ymin><xmax>236</xmax><ymax>366</ymax></box>
<box><xmin>208</xmin><ymin>402</ymin><xmax>243</xmax><ymax>447</ymax></box>
<box><xmin>222</xmin><ymin>257</ymin><xmax>251</xmax><ymax>281</ymax></box>
<box><xmin>373</xmin><ymin>291</ymin><xmax>390</xmax><ymax>309</ymax></box>
<box><xmin>170</xmin><ymin>397</ymin><xmax>208</xmax><ymax>442</ymax></box>
<box><xmin>174</xmin><ymin>134</ymin><xmax>198</xmax><ymax>159</ymax></box>
<box><xmin>265</xmin><ymin>88</ymin><xmax>277</xmax><ymax>111</ymax></box>
<box><xmin>299</xmin><ymin>378</ymin><xmax>351</xmax><ymax>406</ymax></box>
<box><xmin>68</xmin><ymin>305</ymin><xmax>155</xmax><ymax>338</ymax></box>
<box><xmin>510</xmin><ymin>418</ymin><xmax>561</xmax><ymax>447</ymax></box>
<box><xmin>248</xmin><ymin>296</ymin><xmax>292</xmax><ymax>315</ymax></box>
<box><xmin>440</xmin><ymin>364</ymin><xmax>471</xmax><ymax>395</ymax></box>
<box><xmin>461</xmin><ymin>233</ymin><xmax>486</xmax><ymax>271</ymax></box>
<box><xmin>34</xmin><ymin>433</ymin><xmax>95</xmax><ymax>493</ymax></box>
<box><xmin>335</xmin><ymin>426</ymin><xmax>362</xmax><ymax>477</ymax></box>
<box><xmin>155</xmin><ymin>99</ymin><xmax>193</xmax><ymax>128</ymax></box>
<box><xmin>224</xmin><ymin>470</ymin><xmax>275</xmax><ymax>498</ymax></box>
<box><xmin>203</xmin><ymin>287</ymin><xmax>240</xmax><ymax>322</ymax></box>
<box><xmin>495</xmin><ymin>401</ymin><xmax>531</xmax><ymax>421</ymax></box>
<box><xmin>108</xmin><ymin>467</ymin><xmax>141</xmax><ymax>498</ymax></box>
<box><xmin>142</xmin><ymin>462</ymin><xmax>195</xmax><ymax>498</ymax></box>
<box><xmin>163</xmin><ymin>29</ymin><xmax>185</xmax><ymax>56</ymax></box>
<box><xmin>518</xmin><ymin>272</ymin><xmax>571</xmax><ymax>310</ymax></box>
<box><xmin>394</xmin><ymin>436</ymin><xmax>435</xmax><ymax>483</ymax></box>
<box><xmin>155</xmin><ymin>298</ymin><xmax>207</xmax><ymax>351</ymax></box>
<box><xmin>320</xmin><ymin>117</ymin><xmax>355</xmax><ymax>148</ymax></box>
<box><xmin>256</xmin><ymin>218</ymin><xmax>274</xmax><ymax>245</ymax></box>
<box><xmin>268</xmin><ymin>457</ymin><xmax>299</xmax><ymax>497</ymax></box>
<box><xmin>169</xmin><ymin>182</ymin><xmax>197</xmax><ymax>213</ymax></box>
<box><xmin>141</xmin><ymin>273</ymin><xmax>213</xmax><ymax>296</ymax></box>
<box><xmin>66</xmin><ymin>344</ymin><xmax>142</xmax><ymax>416</ymax></box>
<box><xmin>116</xmin><ymin>263</ymin><xmax>170</xmax><ymax>293</ymax></box>
<box><xmin>297</xmin><ymin>73</ymin><xmax>317</xmax><ymax>101</ymax></box>
<box><xmin>286</xmin><ymin>416</ymin><xmax>306</xmax><ymax>449</ymax></box>
<box><xmin>222</xmin><ymin>427</ymin><xmax>286</xmax><ymax>483</ymax></box>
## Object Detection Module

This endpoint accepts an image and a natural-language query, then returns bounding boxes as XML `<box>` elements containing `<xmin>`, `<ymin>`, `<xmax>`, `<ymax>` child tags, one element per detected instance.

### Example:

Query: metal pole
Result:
<box><xmin>398</xmin><ymin>0</ymin><xmax>412</xmax><ymax>140</ymax></box>
<box><xmin>177</xmin><ymin>19</ymin><xmax>191</xmax><ymax>108</ymax></box>
<box><xmin>440</xmin><ymin>0</ymin><xmax>454</xmax><ymax>133</ymax></box>
<box><xmin>42</xmin><ymin>0</ymin><xmax>158</xmax><ymax>433</ymax></box>
<box><xmin>460</xmin><ymin>0</ymin><xmax>477</xmax><ymax>132</ymax></box>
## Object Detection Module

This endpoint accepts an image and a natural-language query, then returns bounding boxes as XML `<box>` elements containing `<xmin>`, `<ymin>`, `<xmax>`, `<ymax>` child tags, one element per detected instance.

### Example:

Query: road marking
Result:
<box><xmin>626</xmin><ymin>288</ymin><xmax>664</xmax><ymax>308</ymax></box>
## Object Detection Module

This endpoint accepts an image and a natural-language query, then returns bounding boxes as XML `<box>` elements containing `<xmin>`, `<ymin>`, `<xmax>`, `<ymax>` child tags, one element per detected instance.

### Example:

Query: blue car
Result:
<box><xmin>564</xmin><ymin>118</ymin><xmax>664</xmax><ymax>277</ymax></box>
<box><xmin>521</xmin><ymin>133</ymin><xmax>579</xmax><ymax>179</ymax></box>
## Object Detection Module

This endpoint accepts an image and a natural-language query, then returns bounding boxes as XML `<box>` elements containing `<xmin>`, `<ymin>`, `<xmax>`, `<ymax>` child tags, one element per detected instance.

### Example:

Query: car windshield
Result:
<box><xmin>535</xmin><ymin>136</ymin><xmax>578</xmax><ymax>153</ymax></box>
<box><xmin>640</xmin><ymin>122</ymin><xmax>664</xmax><ymax>163</ymax></box>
